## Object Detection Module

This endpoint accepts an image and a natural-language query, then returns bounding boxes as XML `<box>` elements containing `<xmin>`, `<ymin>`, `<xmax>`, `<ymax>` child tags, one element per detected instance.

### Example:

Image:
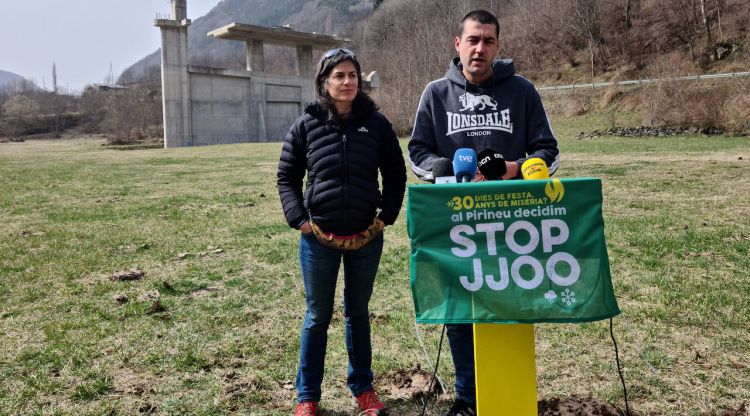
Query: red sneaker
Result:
<box><xmin>293</xmin><ymin>401</ymin><xmax>318</xmax><ymax>416</ymax></box>
<box><xmin>355</xmin><ymin>389</ymin><xmax>387</xmax><ymax>415</ymax></box>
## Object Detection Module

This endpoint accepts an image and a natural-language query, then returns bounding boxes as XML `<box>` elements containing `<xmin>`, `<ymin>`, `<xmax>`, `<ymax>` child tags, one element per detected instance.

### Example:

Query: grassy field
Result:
<box><xmin>1</xmin><ymin>115</ymin><xmax>749</xmax><ymax>416</ymax></box>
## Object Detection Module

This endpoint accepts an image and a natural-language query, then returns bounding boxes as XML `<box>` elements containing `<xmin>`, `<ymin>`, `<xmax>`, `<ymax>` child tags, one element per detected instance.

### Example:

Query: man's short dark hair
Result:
<box><xmin>458</xmin><ymin>10</ymin><xmax>499</xmax><ymax>38</ymax></box>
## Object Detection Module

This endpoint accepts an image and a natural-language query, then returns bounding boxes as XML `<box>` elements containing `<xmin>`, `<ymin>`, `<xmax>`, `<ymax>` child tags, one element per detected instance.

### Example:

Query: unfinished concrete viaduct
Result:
<box><xmin>155</xmin><ymin>0</ymin><xmax>346</xmax><ymax>147</ymax></box>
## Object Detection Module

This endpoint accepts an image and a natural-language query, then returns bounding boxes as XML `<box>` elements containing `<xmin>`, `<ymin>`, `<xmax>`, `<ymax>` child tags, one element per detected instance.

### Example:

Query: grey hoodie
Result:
<box><xmin>408</xmin><ymin>57</ymin><xmax>559</xmax><ymax>181</ymax></box>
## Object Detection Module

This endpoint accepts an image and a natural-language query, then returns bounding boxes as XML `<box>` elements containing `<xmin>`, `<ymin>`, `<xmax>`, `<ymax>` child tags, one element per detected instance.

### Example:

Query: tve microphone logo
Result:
<box><xmin>453</xmin><ymin>148</ymin><xmax>478</xmax><ymax>183</ymax></box>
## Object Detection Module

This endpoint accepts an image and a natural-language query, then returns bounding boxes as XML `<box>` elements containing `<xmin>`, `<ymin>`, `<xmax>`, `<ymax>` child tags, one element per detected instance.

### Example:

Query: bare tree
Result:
<box><xmin>663</xmin><ymin>0</ymin><xmax>701</xmax><ymax>60</ymax></box>
<box><xmin>566</xmin><ymin>0</ymin><xmax>605</xmax><ymax>80</ymax></box>
<box><xmin>699</xmin><ymin>0</ymin><xmax>714</xmax><ymax>48</ymax></box>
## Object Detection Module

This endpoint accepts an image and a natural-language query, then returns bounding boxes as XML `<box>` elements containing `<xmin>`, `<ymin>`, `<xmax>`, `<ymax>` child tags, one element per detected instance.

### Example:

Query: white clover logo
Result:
<box><xmin>560</xmin><ymin>288</ymin><xmax>576</xmax><ymax>306</ymax></box>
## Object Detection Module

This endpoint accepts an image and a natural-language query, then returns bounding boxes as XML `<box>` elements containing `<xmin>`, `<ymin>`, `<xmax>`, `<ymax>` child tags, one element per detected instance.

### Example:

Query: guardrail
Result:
<box><xmin>537</xmin><ymin>71</ymin><xmax>750</xmax><ymax>92</ymax></box>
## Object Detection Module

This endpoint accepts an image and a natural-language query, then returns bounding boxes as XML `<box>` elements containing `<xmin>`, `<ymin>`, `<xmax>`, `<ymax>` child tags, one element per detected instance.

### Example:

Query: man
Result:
<box><xmin>408</xmin><ymin>10</ymin><xmax>559</xmax><ymax>416</ymax></box>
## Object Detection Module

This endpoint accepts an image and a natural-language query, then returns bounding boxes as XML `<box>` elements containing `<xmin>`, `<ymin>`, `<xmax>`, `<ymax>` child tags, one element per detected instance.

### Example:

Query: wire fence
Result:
<box><xmin>537</xmin><ymin>71</ymin><xmax>750</xmax><ymax>93</ymax></box>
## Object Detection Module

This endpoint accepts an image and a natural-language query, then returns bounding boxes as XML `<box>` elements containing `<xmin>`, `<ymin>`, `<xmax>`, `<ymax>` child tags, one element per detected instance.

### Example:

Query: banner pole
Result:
<box><xmin>474</xmin><ymin>323</ymin><xmax>537</xmax><ymax>415</ymax></box>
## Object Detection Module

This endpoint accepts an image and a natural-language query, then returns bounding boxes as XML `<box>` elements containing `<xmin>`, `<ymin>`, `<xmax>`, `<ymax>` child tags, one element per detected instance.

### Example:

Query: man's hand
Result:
<box><xmin>472</xmin><ymin>170</ymin><xmax>487</xmax><ymax>182</ymax></box>
<box><xmin>502</xmin><ymin>161</ymin><xmax>519</xmax><ymax>180</ymax></box>
<box><xmin>299</xmin><ymin>221</ymin><xmax>313</xmax><ymax>234</ymax></box>
<box><xmin>476</xmin><ymin>163</ymin><xmax>517</xmax><ymax>181</ymax></box>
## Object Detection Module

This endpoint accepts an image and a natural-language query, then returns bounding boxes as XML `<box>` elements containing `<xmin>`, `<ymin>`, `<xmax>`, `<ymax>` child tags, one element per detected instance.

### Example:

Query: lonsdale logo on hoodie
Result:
<box><xmin>446</xmin><ymin>92</ymin><xmax>513</xmax><ymax>136</ymax></box>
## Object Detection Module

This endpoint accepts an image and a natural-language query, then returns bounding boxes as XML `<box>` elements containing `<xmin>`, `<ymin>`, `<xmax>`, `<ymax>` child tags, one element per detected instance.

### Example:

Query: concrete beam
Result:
<box><xmin>155</xmin><ymin>19</ymin><xmax>191</xmax><ymax>28</ymax></box>
<box><xmin>208</xmin><ymin>22</ymin><xmax>345</xmax><ymax>49</ymax></box>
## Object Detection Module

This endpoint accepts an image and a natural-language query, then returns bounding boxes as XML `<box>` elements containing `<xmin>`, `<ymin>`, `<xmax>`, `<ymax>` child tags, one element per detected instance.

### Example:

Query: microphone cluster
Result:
<box><xmin>432</xmin><ymin>147</ymin><xmax>509</xmax><ymax>183</ymax></box>
<box><xmin>432</xmin><ymin>148</ymin><xmax>548</xmax><ymax>183</ymax></box>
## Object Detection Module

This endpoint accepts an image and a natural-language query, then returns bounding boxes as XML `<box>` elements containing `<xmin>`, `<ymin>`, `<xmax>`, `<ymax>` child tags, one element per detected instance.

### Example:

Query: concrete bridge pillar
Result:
<box><xmin>156</xmin><ymin>3</ymin><xmax>192</xmax><ymax>148</ymax></box>
<box><xmin>172</xmin><ymin>0</ymin><xmax>187</xmax><ymax>21</ymax></box>
<box><xmin>246</xmin><ymin>40</ymin><xmax>265</xmax><ymax>72</ymax></box>
<box><xmin>296</xmin><ymin>45</ymin><xmax>314</xmax><ymax>78</ymax></box>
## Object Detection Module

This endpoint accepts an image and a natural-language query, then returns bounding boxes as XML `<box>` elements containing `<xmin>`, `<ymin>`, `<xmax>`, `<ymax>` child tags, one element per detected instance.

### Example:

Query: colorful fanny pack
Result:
<box><xmin>309</xmin><ymin>218</ymin><xmax>382</xmax><ymax>251</ymax></box>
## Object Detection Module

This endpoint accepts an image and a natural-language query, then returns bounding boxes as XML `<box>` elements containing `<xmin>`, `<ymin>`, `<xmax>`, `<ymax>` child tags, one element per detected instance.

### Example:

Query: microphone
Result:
<box><xmin>453</xmin><ymin>148</ymin><xmax>477</xmax><ymax>183</ymax></box>
<box><xmin>432</xmin><ymin>158</ymin><xmax>456</xmax><ymax>184</ymax></box>
<box><xmin>477</xmin><ymin>148</ymin><xmax>507</xmax><ymax>180</ymax></box>
<box><xmin>521</xmin><ymin>158</ymin><xmax>550</xmax><ymax>179</ymax></box>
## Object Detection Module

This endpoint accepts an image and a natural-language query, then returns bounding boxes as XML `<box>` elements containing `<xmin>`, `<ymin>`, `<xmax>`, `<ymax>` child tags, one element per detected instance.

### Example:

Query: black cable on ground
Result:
<box><xmin>610</xmin><ymin>317</ymin><xmax>631</xmax><ymax>416</ymax></box>
<box><xmin>420</xmin><ymin>324</ymin><xmax>446</xmax><ymax>416</ymax></box>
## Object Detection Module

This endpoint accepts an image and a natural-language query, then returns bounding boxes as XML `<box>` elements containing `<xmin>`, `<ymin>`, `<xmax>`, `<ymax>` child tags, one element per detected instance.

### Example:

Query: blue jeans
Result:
<box><xmin>446</xmin><ymin>323</ymin><xmax>476</xmax><ymax>405</ymax></box>
<box><xmin>296</xmin><ymin>232</ymin><xmax>384</xmax><ymax>403</ymax></box>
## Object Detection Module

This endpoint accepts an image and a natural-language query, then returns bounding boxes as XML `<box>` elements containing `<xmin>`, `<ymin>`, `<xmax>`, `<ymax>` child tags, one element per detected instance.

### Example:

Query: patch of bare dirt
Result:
<box><xmin>703</xmin><ymin>402</ymin><xmax>749</xmax><ymax>416</ymax></box>
<box><xmin>110</xmin><ymin>268</ymin><xmax>146</xmax><ymax>281</ymax></box>
<box><xmin>137</xmin><ymin>290</ymin><xmax>166</xmax><ymax>313</ymax></box>
<box><xmin>683</xmin><ymin>251</ymin><xmax>727</xmax><ymax>261</ymax></box>
<box><xmin>377</xmin><ymin>368</ymin><xmax>632</xmax><ymax>415</ymax></box>
<box><xmin>330</xmin><ymin>311</ymin><xmax>390</xmax><ymax>324</ymax></box>
<box><xmin>175</xmin><ymin>246</ymin><xmax>224</xmax><ymax>260</ymax></box>
<box><xmin>114</xmin><ymin>293</ymin><xmax>129</xmax><ymax>305</ymax></box>
<box><xmin>538</xmin><ymin>394</ymin><xmax>623</xmax><ymax>416</ymax></box>
<box><xmin>137</xmin><ymin>290</ymin><xmax>160</xmax><ymax>302</ymax></box>
<box><xmin>377</xmin><ymin>366</ymin><xmax>444</xmax><ymax>401</ymax></box>
<box><xmin>184</xmin><ymin>284</ymin><xmax>223</xmax><ymax>300</ymax></box>
<box><xmin>18</xmin><ymin>230</ymin><xmax>45</xmax><ymax>237</ymax></box>
<box><xmin>110</xmin><ymin>369</ymin><xmax>158</xmax><ymax>397</ymax></box>
<box><xmin>219</xmin><ymin>370</ymin><xmax>268</xmax><ymax>402</ymax></box>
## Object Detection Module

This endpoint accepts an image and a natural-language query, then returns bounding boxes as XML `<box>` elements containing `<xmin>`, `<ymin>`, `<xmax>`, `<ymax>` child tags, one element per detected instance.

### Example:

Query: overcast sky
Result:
<box><xmin>0</xmin><ymin>1</ymin><xmax>220</xmax><ymax>92</ymax></box>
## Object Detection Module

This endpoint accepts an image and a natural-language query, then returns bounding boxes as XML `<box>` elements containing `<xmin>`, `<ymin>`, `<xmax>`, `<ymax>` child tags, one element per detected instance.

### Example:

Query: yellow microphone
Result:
<box><xmin>521</xmin><ymin>158</ymin><xmax>549</xmax><ymax>180</ymax></box>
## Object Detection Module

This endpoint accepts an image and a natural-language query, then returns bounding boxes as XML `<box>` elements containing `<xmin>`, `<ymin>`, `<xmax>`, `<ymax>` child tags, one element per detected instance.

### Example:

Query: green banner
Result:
<box><xmin>407</xmin><ymin>178</ymin><xmax>620</xmax><ymax>324</ymax></box>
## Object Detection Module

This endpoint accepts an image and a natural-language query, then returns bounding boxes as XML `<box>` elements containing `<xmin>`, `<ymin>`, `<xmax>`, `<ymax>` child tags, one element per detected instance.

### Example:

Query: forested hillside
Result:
<box><xmin>347</xmin><ymin>0</ymin><xmax>750</xmax><ymax>132</ymax></box>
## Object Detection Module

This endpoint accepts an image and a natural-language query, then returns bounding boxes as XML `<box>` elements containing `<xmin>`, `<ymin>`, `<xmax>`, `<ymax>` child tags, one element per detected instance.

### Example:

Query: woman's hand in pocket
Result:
<box><xmin>299</xmin><ymin>221</ymin><xmax>313</xmax><ymax>234</ymax></box>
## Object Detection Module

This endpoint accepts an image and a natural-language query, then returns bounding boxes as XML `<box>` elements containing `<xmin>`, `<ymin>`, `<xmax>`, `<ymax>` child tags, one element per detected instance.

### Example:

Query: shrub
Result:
<box><xmin>2</xmin><ymin>95</ymin><xmax>42</xmax><ymax>136</ymax></box>
<box><xmin>644</xmin><ymin>82</ymin><xmax>750</xmax><ymax>134</ymax></box>
<box><xmin>81</xmin><ymin>84</ymin><xmax>162</xmax><ymax>142</ymax></box>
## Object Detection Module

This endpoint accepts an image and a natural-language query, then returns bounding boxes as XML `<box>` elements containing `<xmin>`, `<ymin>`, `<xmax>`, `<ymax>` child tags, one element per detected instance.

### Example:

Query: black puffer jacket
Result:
<box><xmin>277</xmin><ymin>96</ymin><xmax>406</xmax><ymax>236</ymax></box>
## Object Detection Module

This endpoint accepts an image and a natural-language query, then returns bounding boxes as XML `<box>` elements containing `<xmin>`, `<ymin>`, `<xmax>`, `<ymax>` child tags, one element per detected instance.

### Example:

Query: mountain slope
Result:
<box><xmin>0</xmin><ymin>69</ymin><xmax>30</xmax><ymax>87</ymax></box>
<box><xmin>0</xmin><ymin>69</ymin><xmax>40</xmax><ymax>93</ymax></box>
<box><xmin>119</xmin><ymin>0</ymin><xmax>373</xmax><ymax>84</ymax></box>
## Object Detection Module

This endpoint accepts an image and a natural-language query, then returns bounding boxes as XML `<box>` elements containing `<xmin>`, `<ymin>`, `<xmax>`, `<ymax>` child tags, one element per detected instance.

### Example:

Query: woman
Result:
<box><xmin>277</xmin><ymin>48</ymin><xmax>406</xmax><ymax>416</ymax></box>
